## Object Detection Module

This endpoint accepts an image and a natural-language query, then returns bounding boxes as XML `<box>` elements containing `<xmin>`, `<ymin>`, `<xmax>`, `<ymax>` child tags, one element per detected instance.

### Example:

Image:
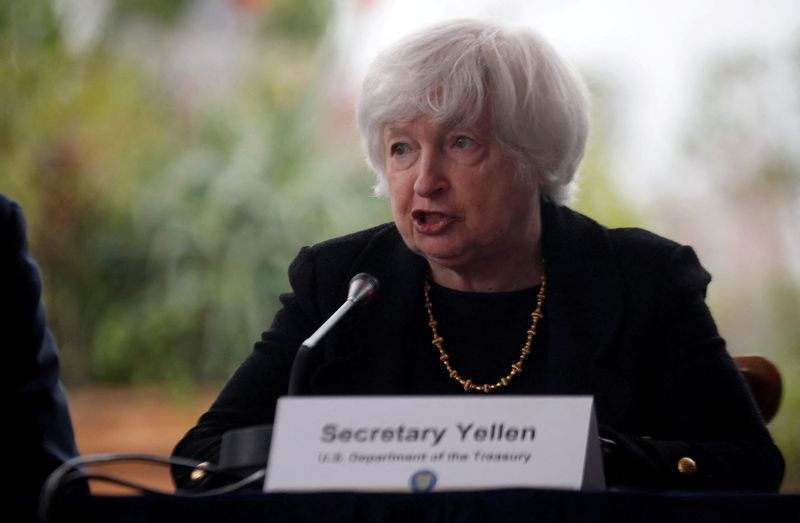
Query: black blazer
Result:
<box><xmin>1</xmin><ymin>194</ymin><xmax>81</xmax><ymax>506</ymax></box>
<box><xmin>174</xmin><ymin>202</ymin><xmax>783</xmax><ymax>490</ymax></box>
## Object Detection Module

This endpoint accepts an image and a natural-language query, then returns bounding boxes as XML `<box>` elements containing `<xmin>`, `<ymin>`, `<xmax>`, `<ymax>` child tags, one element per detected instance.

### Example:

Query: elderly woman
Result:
<box><xmin>173</xmin><ymin>20</ymin><xmax>783</xmax><ymax>490</ymax></box>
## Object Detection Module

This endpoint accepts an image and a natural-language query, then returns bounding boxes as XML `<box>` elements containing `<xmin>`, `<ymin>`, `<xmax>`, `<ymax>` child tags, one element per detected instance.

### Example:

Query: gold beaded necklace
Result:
<box><xmin>422</xmin><ymin>273</ymin><xmax>546</xmax><ymax>393</ymax></box>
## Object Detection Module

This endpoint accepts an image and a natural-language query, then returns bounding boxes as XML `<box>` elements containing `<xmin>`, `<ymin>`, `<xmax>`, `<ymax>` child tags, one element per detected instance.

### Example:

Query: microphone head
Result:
<box><xmin>348</xmin><ymin>273</ymin><xmax>380</xmax><ymax>305</ymax></box>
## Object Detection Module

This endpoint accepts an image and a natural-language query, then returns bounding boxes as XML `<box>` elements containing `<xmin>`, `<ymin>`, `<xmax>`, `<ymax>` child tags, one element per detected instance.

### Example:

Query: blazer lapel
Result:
<box><xmin>541</xmin><ymin>203</ymin><xmax>631</xmax><ymax>422</ymax></box>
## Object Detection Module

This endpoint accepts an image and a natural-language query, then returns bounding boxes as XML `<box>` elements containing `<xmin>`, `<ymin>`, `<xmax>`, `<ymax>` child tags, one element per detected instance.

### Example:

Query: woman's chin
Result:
<box><xmin>416</xmin><ymin>245</ymin><xmax>469</xmax><ymax>269</ymax></box>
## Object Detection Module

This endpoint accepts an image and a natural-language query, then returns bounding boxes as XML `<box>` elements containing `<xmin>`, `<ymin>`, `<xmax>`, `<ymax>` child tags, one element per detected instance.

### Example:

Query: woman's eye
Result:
<box><xmin>390</xmin><ymin>143</ymin><xmax>411</xmax><ymax>156</ymax></box>
<box><xmin>453</xmin><ymin>136</ymin><xmax>476</xmax><ymax>149</ymax></box>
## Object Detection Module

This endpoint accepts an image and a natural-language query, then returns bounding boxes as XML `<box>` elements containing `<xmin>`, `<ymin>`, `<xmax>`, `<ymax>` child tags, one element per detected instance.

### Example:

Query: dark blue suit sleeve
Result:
<box><xmin>0</xmin><ymin>194</ymin><xmax>80</xmax><ymax>500</ymax></box>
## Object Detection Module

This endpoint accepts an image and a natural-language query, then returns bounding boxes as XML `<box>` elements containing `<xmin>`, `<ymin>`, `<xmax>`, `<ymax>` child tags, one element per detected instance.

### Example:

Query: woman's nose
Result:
<box><xmin>413</xmin><ymin>150</ymin><xmax>448</xmax><ymax>197</ymax></box>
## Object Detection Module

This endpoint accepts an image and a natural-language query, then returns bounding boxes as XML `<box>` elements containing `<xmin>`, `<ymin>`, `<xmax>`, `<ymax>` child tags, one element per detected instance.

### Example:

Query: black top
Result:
<box><xmin>173</xmin><ymin>201</ymin><xmax>784</xmax><ymax>491</ymax></box>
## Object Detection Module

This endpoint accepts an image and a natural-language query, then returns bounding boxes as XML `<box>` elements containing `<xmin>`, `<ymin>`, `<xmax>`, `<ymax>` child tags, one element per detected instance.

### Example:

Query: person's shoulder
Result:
<box><xmin>0</xmin><ymin>193</ymin><xmax>20</xmax><ymax>227</ymax></box>
<box><xmin>0</xmin><ymin>194</ymin><xmax>28</xmax><ymax>259</ymax></box>
<box><xmin>549</xmin><ymin>203</ymin><xmax>712</xmax><ymax>293</ymax></box>
<box><xmin>304</xmin><ymin>222</ymin><xmax>400</xmax><ymax>259</ymax></box>
<box><xmin>0</xmin><ymin>192</ymin><xmax>11</xmax><ymax>209</ymax></box>
<box><xmin>304</xmin><ymin>222</ymin><xmax>397</xmax><ymax>250</ymax></box>
<box><xmin>548</xmin><ymin>203</ymin><xmax>682</xmax><ymax>260</ymax></box>
<box><xmin>287</xmin><ymin>223</ymin><xmax>400</xmax><ymax>282</ymax></box>
<box><xmin>607</xmin><ymin>226</ymin><xmax>711</xmax><ymax>292</ymax></box>
<box><xmin>607</xmin><ymin>226</ymin><xmax>680</xmax><ymax>256</ymax></box>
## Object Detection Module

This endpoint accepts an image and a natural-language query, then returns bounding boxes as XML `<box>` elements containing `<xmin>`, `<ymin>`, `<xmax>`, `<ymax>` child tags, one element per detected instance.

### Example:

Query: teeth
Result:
<box><xmin>415</xmin><ymin>211</ymin><xmax>446</xmax><ymax>226</ymax></box>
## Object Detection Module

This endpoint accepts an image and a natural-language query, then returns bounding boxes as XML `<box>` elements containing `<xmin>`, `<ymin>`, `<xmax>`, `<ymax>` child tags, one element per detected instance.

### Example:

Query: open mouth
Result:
<box><xmin>412</xmin><ymin>210</ymin><xmax>454</xmax><ymax>232</ymax></box>
<box><xmin>413</xmin><ymin>210</ymin><xmax>442</xmax><ymax>224</ymax></box>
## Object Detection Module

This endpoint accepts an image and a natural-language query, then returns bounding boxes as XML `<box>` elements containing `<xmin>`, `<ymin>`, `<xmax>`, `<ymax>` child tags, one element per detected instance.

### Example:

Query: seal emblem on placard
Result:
<box><xmin>409</xmin><ymin>469</ymin><xmax>438</xmax><ymax>493</ymax></box>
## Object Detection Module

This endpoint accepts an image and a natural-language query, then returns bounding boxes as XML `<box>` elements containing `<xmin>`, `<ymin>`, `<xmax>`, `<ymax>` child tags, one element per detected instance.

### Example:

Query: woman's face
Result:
<box><xmin>383</xmin><ymin>109</ymin><xmax>541</xmax><ymax>279</ymax></box>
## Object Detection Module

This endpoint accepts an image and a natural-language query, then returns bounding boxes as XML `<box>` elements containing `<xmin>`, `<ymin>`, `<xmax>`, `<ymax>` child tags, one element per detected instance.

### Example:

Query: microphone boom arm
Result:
<box><xmin>301</xmin><ymin>299</ymin><xmax>356</xmax><ymax>349</ymax></box>
<box><xmin>287</xmin><ymin>273</ymin><xmax>378</xmax><ymax>396</ymax></box>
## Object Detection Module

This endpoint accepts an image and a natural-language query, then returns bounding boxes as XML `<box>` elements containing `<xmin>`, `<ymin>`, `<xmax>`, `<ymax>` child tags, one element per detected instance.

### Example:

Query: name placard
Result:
<box><xmin>264</xmin><ymin>396</ymin><xmax>604</xmax><ymax>493</ymax></box>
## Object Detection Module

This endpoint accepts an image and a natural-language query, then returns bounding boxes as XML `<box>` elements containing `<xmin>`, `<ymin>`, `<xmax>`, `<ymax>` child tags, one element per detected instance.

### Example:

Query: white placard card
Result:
<box><xmin>264</xmin><ymin>396</ymin><xmax>604</xmax><ymax>493</ymax></box>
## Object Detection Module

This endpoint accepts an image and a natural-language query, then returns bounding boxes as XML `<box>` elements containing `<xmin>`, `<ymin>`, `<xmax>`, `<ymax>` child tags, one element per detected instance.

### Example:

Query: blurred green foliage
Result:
<box><xmin>681</xmin><ymin>49</ymin><xmax>800</xmax><ymax>492</ymax></box>
<box><xmin>0</xmin><ymin>0</ymin><xmax>389</xmax><ymax>385</ymax></box>
<box><xmin>572</xmin><ymin>76</ymin><xmax>643</xmax><ymax>227</ymax></box>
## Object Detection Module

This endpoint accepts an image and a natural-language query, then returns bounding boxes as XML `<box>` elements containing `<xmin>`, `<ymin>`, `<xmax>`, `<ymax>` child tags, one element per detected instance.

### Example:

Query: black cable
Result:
<box><xmin>39</xmin><ymin>453</ymin><xmax>266</xmax><ymax>523</ymax></box>
<box><xmin>64</xmin><ymin>469</ymin><xmax>266</xmax><ymax>497</ymax></box>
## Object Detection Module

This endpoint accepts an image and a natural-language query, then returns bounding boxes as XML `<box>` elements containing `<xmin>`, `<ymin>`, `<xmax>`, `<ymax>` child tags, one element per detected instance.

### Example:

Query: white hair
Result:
<box><xmin>356</xmin><ymin>19</ymin><xmax>590</xmax><ymax>205</ymax></box>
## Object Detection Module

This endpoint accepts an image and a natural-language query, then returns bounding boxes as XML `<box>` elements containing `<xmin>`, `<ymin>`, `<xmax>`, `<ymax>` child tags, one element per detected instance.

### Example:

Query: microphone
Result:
<box><xmin>288</xmin><ymin>273</ymin><xmax>379</xmax><ymax>395</ymax></box>
<box><xmin>212</xmin><ymin>274</ymin><xmax>379</xmax><ymax>489</ymax></box>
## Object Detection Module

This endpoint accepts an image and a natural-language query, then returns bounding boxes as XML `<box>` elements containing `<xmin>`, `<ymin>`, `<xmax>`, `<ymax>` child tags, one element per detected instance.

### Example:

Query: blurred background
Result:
<box><xmin>2</xmin><ymin>0</ymin><xmax>798</xmax><ymax>492</ymax></box>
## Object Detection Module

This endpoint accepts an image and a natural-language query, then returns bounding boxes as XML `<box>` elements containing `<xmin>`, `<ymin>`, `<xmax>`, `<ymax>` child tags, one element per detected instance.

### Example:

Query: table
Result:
<box><xmin>49</xmin><ymin>488</ymin><xmax>800</xmax><ymax>523</ymax></box>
